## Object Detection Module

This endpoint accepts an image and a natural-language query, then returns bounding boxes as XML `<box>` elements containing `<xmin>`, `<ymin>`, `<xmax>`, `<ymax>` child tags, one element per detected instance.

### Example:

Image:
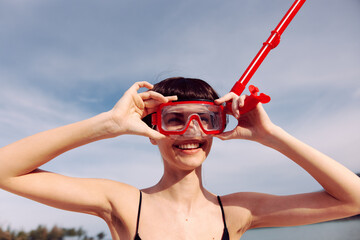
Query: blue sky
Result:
<box><xmin>0</xmin><ymin>0</ymin><xmax>359</xmax><ymax>237</ymax></box>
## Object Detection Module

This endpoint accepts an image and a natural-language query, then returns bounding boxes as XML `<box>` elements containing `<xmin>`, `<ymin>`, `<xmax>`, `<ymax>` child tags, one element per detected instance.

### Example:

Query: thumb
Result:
<box><xmin>146</xmin><ymin>128</ymin><xmax>166</xmax><ymax>140</ymax></box>
<box><xmin>215</xmin><ymin>130</ymin><xmax>238</xmax><ymax>141</ymax></box>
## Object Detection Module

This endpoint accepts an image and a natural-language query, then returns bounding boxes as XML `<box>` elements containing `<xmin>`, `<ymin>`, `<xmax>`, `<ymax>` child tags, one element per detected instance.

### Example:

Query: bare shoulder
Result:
<box><xmin>99</xmin><ymin>179</ymin><xmax>141</xmax><ymax>231</ymax></box>
<box><xmin>219</xmin><ymin>192</ymin><xmax>260</xmax><ymax>234</ymax></box>
<box><xmin>90</xmin><ymin>178</ymin><xmax>140</xmax><ymax>217</ymax></box>
<box><xmin>104</xmin><ymin>179</ymin><xmax>140</xmax><ymax>210</ymax></box>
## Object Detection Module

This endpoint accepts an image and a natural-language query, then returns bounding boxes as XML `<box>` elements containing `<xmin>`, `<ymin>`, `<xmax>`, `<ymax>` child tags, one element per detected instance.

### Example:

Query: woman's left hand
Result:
<box><xmin>215</xmin><ymin>93</ymin><xmax>276</xmax><ymax>143</ymax></box>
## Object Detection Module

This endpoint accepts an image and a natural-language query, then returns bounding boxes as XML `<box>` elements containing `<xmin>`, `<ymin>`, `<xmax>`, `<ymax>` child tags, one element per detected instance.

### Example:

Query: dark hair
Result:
<box><xmin>142</xmin><ymin>77</ymin><xmax>219</xmax><ymax>127</ymax></box>
<box><xmin>151</xmin><ymin>77</ymin><xmax>219</xmax><ymax>100</ymax></box>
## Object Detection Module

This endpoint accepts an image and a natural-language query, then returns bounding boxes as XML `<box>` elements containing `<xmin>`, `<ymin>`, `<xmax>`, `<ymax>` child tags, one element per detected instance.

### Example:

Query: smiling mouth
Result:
<box><xmin>175</xmin><ymin>142</ymin><xmax>203</xmax><ymax>150</ymax></box>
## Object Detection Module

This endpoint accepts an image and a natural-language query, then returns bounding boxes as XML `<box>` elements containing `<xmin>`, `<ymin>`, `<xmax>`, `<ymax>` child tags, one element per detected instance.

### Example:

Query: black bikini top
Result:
<box><xmin>134</xmin><ymin>191</ymin><xmax>229</xmax><ymax>240</ymax></box>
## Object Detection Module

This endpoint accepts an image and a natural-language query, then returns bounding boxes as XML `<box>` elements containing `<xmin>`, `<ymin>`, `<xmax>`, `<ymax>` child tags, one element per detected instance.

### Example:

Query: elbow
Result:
<box><xmin>349</xmin><ymin>189</ymin><xmax>360</xmax><ymax>215</ymax></box>
<box><xmin>0</xmin><ymin>179</ymin><xmax>9</xmax><ymax>190</ymax></box>
<box><xmin>342</xmin><ymin>199</ymin><xmax>360</xmax><ymax>217</ymax></box>
<box><xmin>353</xmin><ymin>201</ymin><xmax>360</xmax><ymax>216</ymax></box>
<box><xmin>349</xmin><ymin>205</ymin><xmax>360</xmax><ymax>218</ymax></box>
<box><xmin>329</xmin><ymin>191</ymin><xmax>360</xmax><ymax>218</ymax></box>
<box><xmin>0</xmin><ymin>176</ymin><xmax>12</xmax><ymax>190</ymax></box>
<box><xmin>0</xmin><ymin>173</ymin><xmax>7</xmax><ymax>188</ymax></box>
<box><xmin>0</xmin><ymin>172</ymin><xmax>13</xmax><ymax>189</ymax></box>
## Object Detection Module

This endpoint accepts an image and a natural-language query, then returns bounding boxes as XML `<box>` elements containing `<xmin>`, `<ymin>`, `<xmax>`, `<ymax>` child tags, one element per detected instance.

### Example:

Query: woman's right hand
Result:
<box><xmin>109</xmin><ymin>81</ymin><xmax>177</xmax><ymax>139</ymax></box>
<box><xmin>215</xmin><ymin>93</ymin><xmax>276</xmax><ymax>144</ymax></box>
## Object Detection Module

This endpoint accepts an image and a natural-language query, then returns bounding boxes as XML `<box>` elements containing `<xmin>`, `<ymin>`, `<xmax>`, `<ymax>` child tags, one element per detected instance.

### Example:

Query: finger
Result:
<box><xmin>165</xmin><ymin>95</ymin><xmax>178</xmax><ymax>102</ymax></box>
<box><xmin>239</xmin><ymin>95</ymin><xmax>246</xmax><ymax>107</ymax></box>
<box><xmin>215</xmin><ymin>93</ymin><xmax>234</xmax><ymax>105</ymax></box>
<box><xmin>233</xmin><ymin>95</ymin><xmax>248</xmax><ymax>118</ymax></box>
<box><xmin>131</xmin><ymin>81</ymin><xmax>154</xmax><ymax>92</ymax></box>
<box><xmin>232</xmin><ymin>97</ymin><xmax>240</xmax><ymax>118</ymax></box>
<box><xmin>143</xmin><ymin>96</ymin><xmax>178</xmax><ymax>117</ymax></box>
<box><xmin>139</xmin><ymin>91</ymin><xmax>167</xmax><ymax>102</ymax></box>
<box><xmin>146</xmin><ymin>95</ymin><xmax>178</xmax><ymax>106</ymax></box>
<box><xmin>144</xmin><ymin>100</ymin><xmax>164</xmax><ymax>111</ymax></box>
<box><xmin>142</xmin><ymin>96</ymin><xmax>177</xmax><ymax>112</ymax></box>
<box><xmin>140</xmin><ymin>91</ymin><xmax>178</xmax><ymax>103</ymax></box>
<box><xmin>214</xmin><ymin>92</ymin><xmax>238</xmax><ymax>105</ymax></box>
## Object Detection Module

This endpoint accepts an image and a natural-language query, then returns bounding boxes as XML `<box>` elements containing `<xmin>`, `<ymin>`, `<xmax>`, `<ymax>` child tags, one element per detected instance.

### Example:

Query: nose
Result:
<box><xmin>182</xmin><ymin>119</ymin><xmax>204</xmax><ymax>137</ymax></box>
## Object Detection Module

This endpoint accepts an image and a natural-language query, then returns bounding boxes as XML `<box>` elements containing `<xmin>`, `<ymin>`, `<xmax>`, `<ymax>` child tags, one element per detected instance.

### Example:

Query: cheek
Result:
<box><xmin>157</xmin><ymin>140</ymin><xmax>175</xmax><ymax>157</ymax></box>
<box><xmin>205</xmin><ymin>141</ymin><xmax>213</xmax><ymax>156</ymax></box>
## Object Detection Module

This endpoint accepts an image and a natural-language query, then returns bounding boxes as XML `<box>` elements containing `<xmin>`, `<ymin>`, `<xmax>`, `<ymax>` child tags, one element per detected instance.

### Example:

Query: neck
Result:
<box><xmin>150</xmin><ymin>165</ymin><xmax>209</xmax><ymax>209</ymax></box>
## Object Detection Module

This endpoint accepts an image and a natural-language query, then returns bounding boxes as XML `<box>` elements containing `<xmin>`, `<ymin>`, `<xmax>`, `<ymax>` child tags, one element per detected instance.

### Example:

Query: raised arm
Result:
<box><xmin>215</xmin><ymin>94</ymin><xmax>360</xmax><ymax>229</ymax></box>
<box><xmin>0</xmin><ymin>82</ymin><xmax>176</xmax><ymax>217</ymax></box>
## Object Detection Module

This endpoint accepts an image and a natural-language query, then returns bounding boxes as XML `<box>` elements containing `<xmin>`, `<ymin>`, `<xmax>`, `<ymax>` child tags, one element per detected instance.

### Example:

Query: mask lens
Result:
<box><xmin>162</xmin><ymin>111</ymin><xmax>187</xmax><ymax>131</ymax></box>
<box><xmin>198</xmin><ymin>105</ymin><xmax>223</xmax><ymax>131</ymax></box>
<box><xmin>160</xmin><ymin>102</ymin><xmax>225</xmax><ymax>134</ymax></box>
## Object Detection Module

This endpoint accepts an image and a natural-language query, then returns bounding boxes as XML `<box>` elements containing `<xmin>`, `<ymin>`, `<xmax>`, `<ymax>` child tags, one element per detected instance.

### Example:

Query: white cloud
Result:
<box><xmin>0</xmin><ymin>83</ymin><xmax>88</xmax><ymax>140</ymax></box>
<box><xmin>290</xmin><ymin>105</ymin><xmax>360</xmax><ymax>170</ymax></box>
<box><xmin>353</xmin><ymin>88</ymin><xmax>360</xmax><ymax>100</ymax></box>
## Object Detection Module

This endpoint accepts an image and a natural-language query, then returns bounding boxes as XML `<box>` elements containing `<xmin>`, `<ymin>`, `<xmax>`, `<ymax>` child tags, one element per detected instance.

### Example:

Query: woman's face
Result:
<box><xmin>151</xmin><ymin>132</ymin><xmax>213</xmax><ymax>171</ymax></box>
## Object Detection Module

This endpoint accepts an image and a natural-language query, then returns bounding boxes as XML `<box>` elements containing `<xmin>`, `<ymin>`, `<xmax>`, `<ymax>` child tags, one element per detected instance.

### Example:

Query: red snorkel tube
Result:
<box><xmin>228</xmin><ymin>0</ymin><xmax>307</xmax><ymax>114</ymax></box>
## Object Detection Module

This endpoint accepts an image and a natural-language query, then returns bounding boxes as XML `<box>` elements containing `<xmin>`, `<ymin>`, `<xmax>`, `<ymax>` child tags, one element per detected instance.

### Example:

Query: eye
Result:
<box><xmin>200</xmin><ymin>116</ymin><xmax>210</xmax><ymax>123</ymax></box>
<box><xmin>198</xmin><ymin>113</ymin><xmax>211</xmax><ymax>124</ymax></box>
<box><xmin>199</xmin><ymin>112</ymin><xmax>221</xmax><ymax>128</ymax></box>
<box><xmin>164</xmin><ymin>113</ymin><xmax>185</xmax><ymax>126</ymax></box>
<box><xmin>167</xmin><ymin>117</ymin><xmax>182</xmax><ymax>124</ymax></box>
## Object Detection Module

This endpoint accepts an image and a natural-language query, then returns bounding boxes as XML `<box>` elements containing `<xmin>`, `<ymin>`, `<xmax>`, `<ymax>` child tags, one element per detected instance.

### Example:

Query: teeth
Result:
<box><xmin>177</xmin><ymin>143</ymin><xmax>200</xmax><ymax>150</ymax></box>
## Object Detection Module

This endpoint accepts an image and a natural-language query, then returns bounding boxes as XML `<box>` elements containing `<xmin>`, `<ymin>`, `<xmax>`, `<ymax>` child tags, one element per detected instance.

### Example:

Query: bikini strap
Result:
<box><xmin>135</xmin><ymin>190</ymin><xmax>142</xmax><ymax>234</ymax></box>
<box><xmin>217</xmin><ymin>195</ymin><xmax>228</xmax><ymax>230</ymax></box>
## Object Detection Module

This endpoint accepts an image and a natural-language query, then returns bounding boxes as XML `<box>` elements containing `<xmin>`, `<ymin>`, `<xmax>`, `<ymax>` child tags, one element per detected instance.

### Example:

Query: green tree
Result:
<box><xmin>29</xmin><ymin>225</ymin><xmax>48</xmax><ymax>240</ymax></box>
<box><xmin>82</xmin><ymin>237</ymin><xmax>94</xmax><ymax>240</ymax></box>
<box><xmin>48</xmin><ymin>225</ymin><xmax>63</xmax><ymax>240</ymax></box>
<box><xmin>63</xmin><ymin>228</ymin><xmax>77</xmax><ymax>237</ymax></box>
<box><xmin>15</xmin><ymin>230</ymin><xmax>28</xmax><ymax>240</ymax></box>
<box><xmin>96</xmin><ymin>232</ymin><xmax>105</xmax><ymax>240</ymax></box>
<box><xmin>0</xmin><ymin>227</ymin><xmax>11</xmax><ymax>240</ymax></box>
<box><xmin>76</xmin><ymin>227</ymin><xmax>85</xmax><ymax>240</ymax></box>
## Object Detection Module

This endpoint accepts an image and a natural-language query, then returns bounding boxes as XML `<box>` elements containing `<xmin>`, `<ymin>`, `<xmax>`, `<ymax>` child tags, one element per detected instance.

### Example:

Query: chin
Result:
<box><xmin>159</xmin><ymin>136</ymin><xmax>213</xmax><ymax>171</ymax></box>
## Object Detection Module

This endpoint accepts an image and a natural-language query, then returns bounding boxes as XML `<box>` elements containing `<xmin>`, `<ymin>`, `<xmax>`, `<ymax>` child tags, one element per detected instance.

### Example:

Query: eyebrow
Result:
<box><xmin>166</xmin><ymin>112</ymin><xmax>184</xmax><ymax>117</ymax></box>
<box><xmin>166</xmin><ymin>110</ymin><xmax>211</xmax><ymax>116</ymax></box>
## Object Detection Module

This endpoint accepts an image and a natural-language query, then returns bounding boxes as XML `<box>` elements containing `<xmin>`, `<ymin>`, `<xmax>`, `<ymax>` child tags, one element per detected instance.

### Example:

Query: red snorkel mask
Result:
<box><xmin>152</xmin><ymin>100</ymin><xmax>227</xmax><ymax>136</ymax></box>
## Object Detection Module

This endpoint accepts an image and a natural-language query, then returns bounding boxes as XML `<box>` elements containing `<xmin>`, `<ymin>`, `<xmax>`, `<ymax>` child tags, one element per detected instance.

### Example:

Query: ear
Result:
<box><xmin>149</xmin><ymin>138</ymin><xmax>158</xmax><ymax>145</ymax></box>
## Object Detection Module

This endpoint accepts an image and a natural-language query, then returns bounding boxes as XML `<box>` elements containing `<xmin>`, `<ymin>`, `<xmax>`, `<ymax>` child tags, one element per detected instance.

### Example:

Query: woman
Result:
<box><xmin>0</xmin><ymin>77</ymin><xmax>359</xmax><ymax>240</ymax></box>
